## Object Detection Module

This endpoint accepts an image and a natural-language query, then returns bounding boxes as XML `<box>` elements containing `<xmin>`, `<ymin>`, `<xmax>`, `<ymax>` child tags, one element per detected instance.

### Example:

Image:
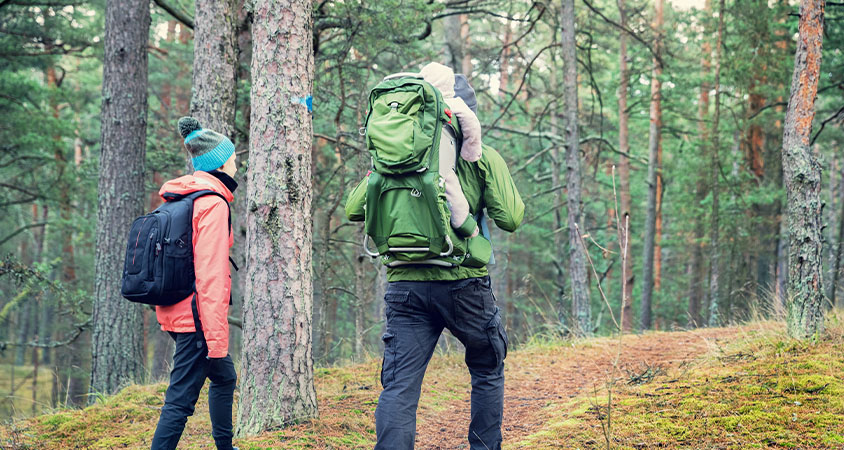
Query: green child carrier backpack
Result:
<box><xmin>361</xmin><ymin>73</ymin><xmax>467</xmax><ymax>268</ymax></box>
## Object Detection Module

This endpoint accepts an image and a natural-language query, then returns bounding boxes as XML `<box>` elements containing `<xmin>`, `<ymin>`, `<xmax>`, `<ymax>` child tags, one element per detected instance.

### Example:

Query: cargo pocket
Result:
<box><xmin>384</xmin><ymin>290</ymin><xmax>410</xmax><ymax>315</ymax></box>
<box><xmin>380</xmin><ymin>332</ymin><xmax>397</xmax><ymax>388</ymax></box>
<box><xmin>486</xmin><ymin>309</ymin><xmax>508</xmax><ymax>366</ymax></box>
<box><xmin>384</xmin><ymin>290</ymin><xmax>409</xmax><ymax>304</ymax></box>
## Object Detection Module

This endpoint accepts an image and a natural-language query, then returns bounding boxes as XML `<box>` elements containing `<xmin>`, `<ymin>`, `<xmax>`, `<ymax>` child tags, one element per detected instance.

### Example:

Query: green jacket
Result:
<box><xmin>345</xmin><ymin>145</ymin><xmax>524</xmax><ymax>282</ymax></box>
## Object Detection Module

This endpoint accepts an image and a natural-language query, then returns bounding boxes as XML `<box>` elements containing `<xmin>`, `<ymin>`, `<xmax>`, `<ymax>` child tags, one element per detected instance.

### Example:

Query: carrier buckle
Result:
<box><xmin>410</xmin><ymin>189</ymin><xmax>421</xmax><ymax>198</ymax></box>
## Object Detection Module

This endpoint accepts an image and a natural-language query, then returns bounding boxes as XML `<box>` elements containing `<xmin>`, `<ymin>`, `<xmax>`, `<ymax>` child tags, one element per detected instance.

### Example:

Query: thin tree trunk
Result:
<box><xmin>351</xmin><ymin>131</ymin><xmax>367</xmax><ymax>359</ymax></box>
<box><xmin>460</xmin><ymin>14</ymin><xmax>472</xmax><ymax>76</ymax></box>
<box><xmin>238</xmin><ymin>0</ymin><xmax>318</xmax><ymax>435</ymax></box>
<box><xmin>550</xmin><ymin>63</ymin><xmax>566</xmax><ymax>316</ymax></box>
<box><xmin>641</xmin><ymin>0</ymin><xmax>664</xmax><ymax>330</ymax></box>
<box><xmin>775</xmin><ymin>217</ymin><xmax>788</xmax><ymax>316</ymax></box>
<box><xmin>708</xmin><ymin>0</ymin><xmax>725</xmax><ymax>327</ymax></box>
<box><xmin>617</xmin><ymin>0</ymin><xmax>634</xmax><ymax>332</ymax></box>
<box><xmin>499</xmin><ymin>23</ymin><xmax>512</xmax><ymax>96</ymax></box>
<box><xmin>444</xmin><ymin>14</ymin><xmax>464</xmax><ymax>75</ymax></box>
<box><xmin>782</xmin><ymin>0</ymin><xmax>826</xmax><ymax>339</ymax></box>
<box><xmin>561</xmin><ymin>0</ymin><xmax>591</xmax><ymax>336</ymax></box>
<box><xmin>31</xmin><ymin>330</ymin><xmax>39</xmax><ymax>415</ymax></box>
<box><xmin>687</xmin><ymin>0</ymin><xmax>713</xmax><ymax>328</ymax></box>
<box><xmin>90</xmin><ymin>0</ymin><xmax>149</xmax><ymax>399</ymax></box>
<box><xmin>832</xmin><ymin>162</ymin><xmax>844</xmax><ymax>308</ymax></box>
<box><xmin>227</xmin><ymin>0</ymin><xmax>253</xmax><ymax>364</ymax></box>
<box><xmin>190</xmin><ymin>0</ymin><xmax>237</xmax><ymax>137</ymax></box>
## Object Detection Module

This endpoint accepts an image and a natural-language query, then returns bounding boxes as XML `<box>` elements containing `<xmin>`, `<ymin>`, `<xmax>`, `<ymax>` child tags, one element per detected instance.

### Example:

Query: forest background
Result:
<box><xmin>0</xmin><ymin>0</ymin><xmax>842</xmax><ymax>423</ymax></box>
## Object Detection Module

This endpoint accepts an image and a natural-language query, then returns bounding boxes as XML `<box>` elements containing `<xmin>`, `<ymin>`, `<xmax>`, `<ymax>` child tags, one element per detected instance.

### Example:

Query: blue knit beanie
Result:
<box><xmin>177</xmin><ymin>117</ymin><xmax>235</xmax><ymax>172</ymax></box>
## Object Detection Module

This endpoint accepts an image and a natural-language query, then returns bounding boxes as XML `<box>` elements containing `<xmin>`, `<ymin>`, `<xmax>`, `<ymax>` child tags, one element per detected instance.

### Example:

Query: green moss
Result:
<box><xmin>40</xmin><ymin>412</ymin><xmax>73</xmax><ymax>429</ymax></box>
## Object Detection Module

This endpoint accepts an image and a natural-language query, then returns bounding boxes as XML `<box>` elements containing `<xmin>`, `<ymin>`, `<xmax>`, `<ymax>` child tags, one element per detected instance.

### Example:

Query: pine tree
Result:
<box><xmin>237</xmin><ymin>0</ymin><xmax>319</xmax><ymax>435</ymax></box>
<box><xmin>90</xmin><ymin>0</ymin><xmax>150</xmax><ymax>398</ymax></box>
<box><xmin>561</xmin><ymin>0</ymin><xmax>591</xmax><ymax>336</ymax></box>
<box><xmin>782</xmin><ymin>0</ymin><xmax>826</xmax><ymax>339</ymax></box>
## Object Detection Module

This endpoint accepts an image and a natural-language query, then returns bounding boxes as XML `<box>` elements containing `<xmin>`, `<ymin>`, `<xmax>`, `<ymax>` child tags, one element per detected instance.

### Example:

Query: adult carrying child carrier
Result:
<box><xmin>362</xmin><ymin>73</ymin><xmax>467</xmax><ymax>267</ymax></box>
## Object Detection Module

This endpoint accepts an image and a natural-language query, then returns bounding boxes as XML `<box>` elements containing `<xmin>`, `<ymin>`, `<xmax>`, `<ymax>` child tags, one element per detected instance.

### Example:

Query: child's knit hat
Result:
<box><xmin>177</xmin><ymin>117</ymin><xmax>235</xmax><ymax>172</ymax></box>
<box><xmin>454</xmin><ymin>74</ymin><xmax>478</xmax><ymax>114</ymax></box>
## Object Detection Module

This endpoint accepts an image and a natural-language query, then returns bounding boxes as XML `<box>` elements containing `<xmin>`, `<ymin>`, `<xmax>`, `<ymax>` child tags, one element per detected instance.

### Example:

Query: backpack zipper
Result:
<box><xmin>131</xmin><ymin>216</ymin><xmax>149</xmax><ymax>266</ymax></box>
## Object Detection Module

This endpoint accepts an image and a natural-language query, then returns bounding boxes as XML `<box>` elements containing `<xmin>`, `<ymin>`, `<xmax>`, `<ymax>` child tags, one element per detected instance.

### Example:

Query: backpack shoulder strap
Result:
<box><xmin>165</xmin><ymin>189</ymin><xmax>231</xmax><ymax>229</ymax></box>
<box><xmin>162</xmin><ymin>190</ymin><xmax>238</xmax><ymax>271</ymax></box>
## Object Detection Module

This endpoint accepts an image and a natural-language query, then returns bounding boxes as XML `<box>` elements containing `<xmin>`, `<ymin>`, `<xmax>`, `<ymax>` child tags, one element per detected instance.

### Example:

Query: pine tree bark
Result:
<box><xmin>708</xmin><ymin>0</ymin><xmax>726</xmax><ymax>327</ymax></box>
<box><xmin>641</xmin><ymin>0</ymin><xmax>663</xmax><ymax>330</ymax></box>
<box><xmin>237</xmin><ymin>0</ymin><xmax>318</xmax><ymax>435</ymax></box>
<box><xmin>617</xmin><ymin>0</ymin><xmax>634</xmax><ymax>332</ymax></box>
<box><xmin>782</xmin><ymin>0</ymin><xmax>826</xmax><ymax>339</ymax></box>
<box><xmin>561</xmin><ymin>0</ymin><xmax>591</xmax><ymax>336</ymax></box>
<box><xmin>190</xmin><ymin>0</ymin><xmax>237</xmax><ymax>137</ymax></box>
<box><xmin>90</xmin><ymin>0</ymin><xmax>149</xmax><ymax>398</ymax></box>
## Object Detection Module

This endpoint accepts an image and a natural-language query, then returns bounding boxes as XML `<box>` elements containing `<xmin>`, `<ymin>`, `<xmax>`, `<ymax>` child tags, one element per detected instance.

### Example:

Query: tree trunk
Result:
<box><xmin>189</xmin><ymin>0</ymin><xmax>240</xmax><ymax>360</ymax></box>
<box><xmin>550</xmin><ymin>63</ymin><xmax>566</xmax><ymax>318</ymax></box>
<box><xmin>640</xmin><ymin>0</ymin><xmax>663</xmax><ymax>330</ymax></box>
<box><xmin>831</xmin><ymin>162</ymin><xmax>844</xmax><ymax>308</ymax></box>
<box><xmin>775</xmin><ymin>218</ymin><xmax>788</xmax><ymax>316</ymax></box>
<box><xmin>617</xmin><ymin>0</ymin><xmax>634</xmax><ymax>332</ymax></box>
<box><xmin>237</xmin><ymin>0</ymin><xmax>318</xmax><ymax>435</ymax></box>
<box><xmin>708</xmin><ymin>0</ymin><xmax>726</xmax><ymax>327</ymax></box>
<box><xmin>561</xmin><ymin>0</ymin><xmax>590</xmax><ymax>336</ymax></box>
<box><xmin>190</xmin><ymin>0</ymin><xmax>237</xmax><ymax>137</ymax></box>
<box><xmin>227</xmin><ymin>0</ymin><xmax>253</xmax><ymax>364</ymax></box>
<box><xmin>782</xmin><ymin>0</ymin><xmax>826</xmax><ymax>339</ymax></box>
<box><xmin>499</xmin><ymin>23</ymin><xmax>512</xmax><ymax>96</ymax></box>
<box><xmin>90</xmin><ymin>0</ymin><xmax>149</xmax><ymax>399</ymax></box>
<box><xmin>687</xmin><ymin>0</ymin><xmax>713</xmax><ymax>328</ymax></box>
<box><xmin>150</xmin><ymin>324</ymin><xmax>174</xmax><ymax>381</ymax></box>
<box><xmin>459</xmin><ymin>14</ymin><xmax>472</xmax><ymax>76</ymax></box>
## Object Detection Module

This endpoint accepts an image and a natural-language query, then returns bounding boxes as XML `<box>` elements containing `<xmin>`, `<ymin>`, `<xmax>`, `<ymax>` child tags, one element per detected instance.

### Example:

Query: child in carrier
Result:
<box><xmin>419</xmin><ymin>62</ymin><xmax>484</xmax><ymax>237</ymax></box>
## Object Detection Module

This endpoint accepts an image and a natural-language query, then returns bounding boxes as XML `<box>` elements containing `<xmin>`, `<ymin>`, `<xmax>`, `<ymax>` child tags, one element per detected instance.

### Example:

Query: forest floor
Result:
<box><xmin>2</xmin><ymin>319</ymin><xmax>844</xmax><ymax>449</ymax></box>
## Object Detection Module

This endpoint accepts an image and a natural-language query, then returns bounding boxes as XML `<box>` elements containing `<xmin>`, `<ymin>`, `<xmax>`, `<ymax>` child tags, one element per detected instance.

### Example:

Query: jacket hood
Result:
<box><xmin>159</xmin><ymin>171</ymin><xmax>235</xmax><ymax>203</ymax></box>
<box><xmin>420</xmin><ymin>62</ymin><xmax>456</xmax><ymax>99</ymax></box>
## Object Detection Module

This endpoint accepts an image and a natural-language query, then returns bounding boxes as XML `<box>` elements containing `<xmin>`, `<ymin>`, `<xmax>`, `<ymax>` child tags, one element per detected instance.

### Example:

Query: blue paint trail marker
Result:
<box><xmin>290</xmin><ymin>95</ymin><xmax>313</xmax><ymax>113</ymax></box>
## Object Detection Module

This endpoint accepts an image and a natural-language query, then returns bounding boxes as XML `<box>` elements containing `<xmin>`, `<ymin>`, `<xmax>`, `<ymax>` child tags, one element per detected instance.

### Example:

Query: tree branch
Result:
<box><xmin>810</xmin><ymin>104</ymin><xmax>844</xmax><ymax>145</ymax></box>
<box><xmin>0</xmin><ymin>320</ymin><xmax>89</xmax><ymax>351</ymax></box>
<box><xmin>152</xmin><ymin>0</ymin><xmax>194</xmax><ymax>30</ymax></box>
<box><xmin>581</xmin><ymin>0</ymin><xmax>664</xmax><ymax>68</ymax></box>
<box><xmin>489</xmin><ymin>125</ymin><xmax>648</xmax><ymax>165</ymax></box>
<box><xmin>0</xmin><ymin>221</ymin><xmax>48</xmax><ymax>247</ymax></box>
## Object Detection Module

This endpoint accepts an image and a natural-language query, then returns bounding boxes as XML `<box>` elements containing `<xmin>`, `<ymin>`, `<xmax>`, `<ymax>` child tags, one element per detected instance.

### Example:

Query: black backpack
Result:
<box><xmin>120</xmin><ymin>190</ymin><xmax>231</xmax><ymax>306</ymax></box>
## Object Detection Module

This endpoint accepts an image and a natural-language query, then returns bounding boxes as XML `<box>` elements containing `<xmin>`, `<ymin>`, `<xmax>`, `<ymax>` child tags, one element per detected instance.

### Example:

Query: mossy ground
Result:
<box><xmin>2</xmin><ymin>320</ymin><xmax>842</xmax><ymax>449</ymax></box>
<box><xmin>514</xmin><ymin>318</ymin><xmax>844</xmax><ymax>449</ymax></box>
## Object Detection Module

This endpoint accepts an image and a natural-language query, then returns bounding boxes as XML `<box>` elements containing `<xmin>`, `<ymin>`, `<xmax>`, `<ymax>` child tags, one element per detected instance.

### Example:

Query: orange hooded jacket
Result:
<box><xmin>155</xmin><ymin>171</ymin><xmax>234</xmax><ymax>358</ymax></box>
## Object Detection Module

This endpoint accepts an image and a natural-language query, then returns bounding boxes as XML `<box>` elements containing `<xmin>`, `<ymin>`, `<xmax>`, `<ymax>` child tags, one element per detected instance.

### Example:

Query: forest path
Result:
<box><xmin>4</xmin><ymin>326</ymin><xmax>758</xmax><ymax>449</ymax></box>
<box><xmin>414</xmin><ymin>326</ymin><xmax>742</xmax><ymax>449</ymax></box>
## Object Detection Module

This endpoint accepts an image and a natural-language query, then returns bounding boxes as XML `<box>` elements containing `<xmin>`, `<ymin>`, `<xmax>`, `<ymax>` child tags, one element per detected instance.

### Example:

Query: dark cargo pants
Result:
<box><xmin>150</xmin><ymin>331</ymin><xmax>237</xmax><ymax>450</ymax></box>
<box><xmin>374</xmin><ymin>276</ymin><xmax>508</xmax><ymax>450</ymax></box>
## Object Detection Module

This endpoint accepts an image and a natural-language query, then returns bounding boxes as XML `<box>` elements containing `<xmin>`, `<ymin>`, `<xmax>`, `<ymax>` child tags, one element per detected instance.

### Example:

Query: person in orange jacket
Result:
<box><xmin>151</xmin><ymin>117</ymin><xmax>239</xmax><ymax>450</ymax></box>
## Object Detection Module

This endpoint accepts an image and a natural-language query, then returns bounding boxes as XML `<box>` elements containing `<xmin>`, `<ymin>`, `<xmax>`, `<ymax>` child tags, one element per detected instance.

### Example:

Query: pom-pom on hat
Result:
<box><xmin>177</xmin><ymin>116</ymin><xmax>235</xmax><ymax>172</ymax></box>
